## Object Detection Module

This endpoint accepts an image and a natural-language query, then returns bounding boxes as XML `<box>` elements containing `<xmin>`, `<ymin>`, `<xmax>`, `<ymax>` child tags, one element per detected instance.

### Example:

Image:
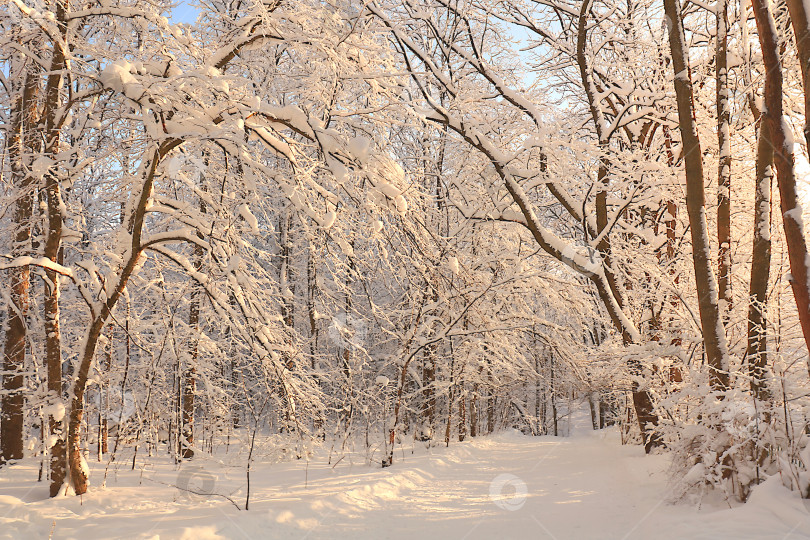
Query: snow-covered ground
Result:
<box><xmin>2</xmin><ymin>423</ymin><xmax>809</xmax><ymax>539</ymax></box>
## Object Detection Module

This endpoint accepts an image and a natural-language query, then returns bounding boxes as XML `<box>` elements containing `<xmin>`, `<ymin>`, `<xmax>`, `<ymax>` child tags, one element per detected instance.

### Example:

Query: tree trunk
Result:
<box><xmin>588</xmin><ymin>394</ymin><xmax>599</xmax><ymax>430</ymax></box>
<box><xmin>1</xmin><ymin>56</ymin><xmax>38</xmax><ymax>465</ymax></box>
<box><xmin>784</xmin><ymin>0</ymin><xmax>810</xmax><ymax>151</ymax></box>
<box><xmin>746</xmin><ymin>114</ymin><xmax>773</xmax><ymax>402</ymax></box>
<box><xmin>534</xmin><ymin>352</ymin><xmax>542</xmax><ymax>434</ymax></box>
<box><xmin>66</xmin><ymin>319</ymin><xmax>105</xmax><ymax>495</ymax></box>
<box><xmin>577</xmin><ymin>0</ymin><xmax>624</xmax><ymax>309</ymax></box>
<box><xmin>599</xmin><ymin>399</ymin><xmax>609</xmax><ymax>429</ymax></box>
<box><xmin>550</xmin><ymin>355</ymin><xmax>558</xmax><ymax>436</ymax></box>
<box><xmin>421</xmin><ymin>133</ymin><xmax>446</xmax><ymax>437</ymax></box>
<box><xmin>743</xmin><ymin>1</ymin><xmax>772</xmax><ymax>402</ymax></box>
<box><xmin>470</xmin><ymin>378</ymin><xmax>479</xmax><ymax>437</ymax></box>
<box><xmin>181</xmin><ymin>195</ymin><xmax>205</xmax><ymax>459</ymax></box>
<box><xmin>422</xmin><ymin>346</ymin><xmax>436</xmax><ymax>434</ymax></box>
<box><xmin>99</xmin><ymin>324</ymin><xmax>113</xmax><ymax>458</ymax></box>
<box><xmin>458</xmin><ymin>389</ymin><xmax>467</xmax><ymax>442</ymax></box>
<box><xmin>42</xmin><ymin>0</ymin><xmax>70</xmax><ymax>494</ymax></box>
<box><xmin>664</xmin><ymin>0</ymin><xmax>730</xmax><ymax>392</ymax></box>
<box><xmin>66</xmin><ymin>144</ymin><xmax>169</xmax><ymax>495</ymax></box>
<box><xmin>716</xmin><ymin>0</ymin><xmax>733</xmax><ymax>319</ymax></box>
<box><xmin>45</xmin><ymin>260</ymin><xmax>66</xmax><ymax>497</ymax></box>
<box><xmin>770</xmin><ymin>0</ymin><xmax>810</xmax><ymax>363</ymax></box>
<box><xmin>280</xmin><ymin>206</ymin><xmax>294</xmax><ymax>329</ymax></box>
<box><xmin>181</xmin><ymin>236</ymin><xmax>203</xmax><ymax>459</ymax></box>
<box><xmin>307</xmin><ymin>236</ymin><xmax>324</xmax><ymax>438</ymax></box>
<box><xmin>487</xmin><ymin>386</ymin><xmax>495</xmax><ymax>434</ymax></box>
<box><xmin>279</xmin><ymin>206</ymin><xmax>298</xmax><ymax>430</ymax></box>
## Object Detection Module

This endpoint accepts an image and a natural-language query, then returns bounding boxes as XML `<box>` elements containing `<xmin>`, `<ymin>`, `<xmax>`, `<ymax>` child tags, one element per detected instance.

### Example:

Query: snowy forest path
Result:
<box><xmin>215</xmin><ymin>428</ymin><xmax>810</xmax><ymax>539</ymax></box>
<box><xmin>2</xmin><ymin>429</ymin><xmax>810</xmax><ymax>538</ymax></box>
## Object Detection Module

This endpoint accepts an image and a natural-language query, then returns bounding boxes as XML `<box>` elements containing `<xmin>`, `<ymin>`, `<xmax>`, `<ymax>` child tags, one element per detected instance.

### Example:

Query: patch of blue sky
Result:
<box><xmin>169</xmin><ymin>1</ymin><xmax>200</xmax><ymax>24</ymax></box>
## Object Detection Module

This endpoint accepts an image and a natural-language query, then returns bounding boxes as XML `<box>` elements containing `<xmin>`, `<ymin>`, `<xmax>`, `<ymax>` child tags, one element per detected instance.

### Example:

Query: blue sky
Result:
<box><xmin>170</xmin><ymin>1</ymin><xmax>199</xmax><ymax>23</ymax></box>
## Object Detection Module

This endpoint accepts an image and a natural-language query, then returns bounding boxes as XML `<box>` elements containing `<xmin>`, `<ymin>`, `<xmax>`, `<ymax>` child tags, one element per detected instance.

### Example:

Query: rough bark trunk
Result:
<box><xmin>307</xmin><ymin>236</ymin><xmax>324</xmax><ymax>438</ymax></box>
<box><xmin>99</xmin><ymin>324</ymin><xmax>113</xmax><ymax>458</ymax></box>
<box><xmin>458</xmin><ymin>389</ymin><xmax>467</xmax><ymax>442</ymax></box>
<box><xmin>599</xmin><ymin>399</ymin><xmax>609</xmax><ymax>429</ymax></box>
<box><xmin>280</xmin><ymin>206</ymin><xmax>294</xmax><ymax>329</ymax></box>
<box><xmin>279</xmin><ymin>206</ymin><xmax>297</xmax><ymax>429</ymax></box>
<box><xmin>1</xmin><ymin>56</ymin><xmax>37</xmax><ymax>465</ymax></box>
<box><xmin>534</xmin><ymin>352</ymin><xmax>542</xmax><ymax>434</ymax></box>
<box><xmin>421</xmin><ymin>134</ymin><xmax>446</xmax><ymax>436</ymax></box>
<box><xmin>421</xmin><ymin>349</ymin><xmax>436</xmax><ymax>433</ymax></box>
<box><xmin>470</xmin><ymin>376</ymin><xmax>480</xmax><ymax>437</ymax></box>
<box><xmin>45</xmin><ymin>262</ymin><xmax>66</xmax><ymax>497</ymax></box>
<box><xmin>421</xmin><ymin>276</ymin><xmax>438</xmax><ymax>435</ymax></box>
<box><xmin>550</xmin><ymin>355</ymin><xmax>558</xmax><ymax>436</ymax></box>
<box><xmin>664</xmin><ymin>0</ymin><xmax>730</xmax><ymax>392</ymax></box>
<box><xmin>589</xmin><ymin>394</ymin><xmax>599</xmax><ymax>430</ymax></box>
<box><xmin>42</xmin><ymin>0</ymin><xmax>70</xmax><ymax>496</ymax></box>
<box><xmin>487</xmin><ymin>388</ymin><xmax>495</xmax><ymax>434</ymax></box>
<box><xmin>181</xmin><ymin>218</ymin><xmax>204</xmax><ymax>459</ymax></box>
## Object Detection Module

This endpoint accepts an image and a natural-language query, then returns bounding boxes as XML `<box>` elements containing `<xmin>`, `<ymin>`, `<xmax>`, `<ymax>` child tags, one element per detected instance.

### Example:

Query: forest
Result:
<box><xmin>3</xmin><ymin>0</ymin><xmax>810</xmax><ymax>537</ymax></box>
